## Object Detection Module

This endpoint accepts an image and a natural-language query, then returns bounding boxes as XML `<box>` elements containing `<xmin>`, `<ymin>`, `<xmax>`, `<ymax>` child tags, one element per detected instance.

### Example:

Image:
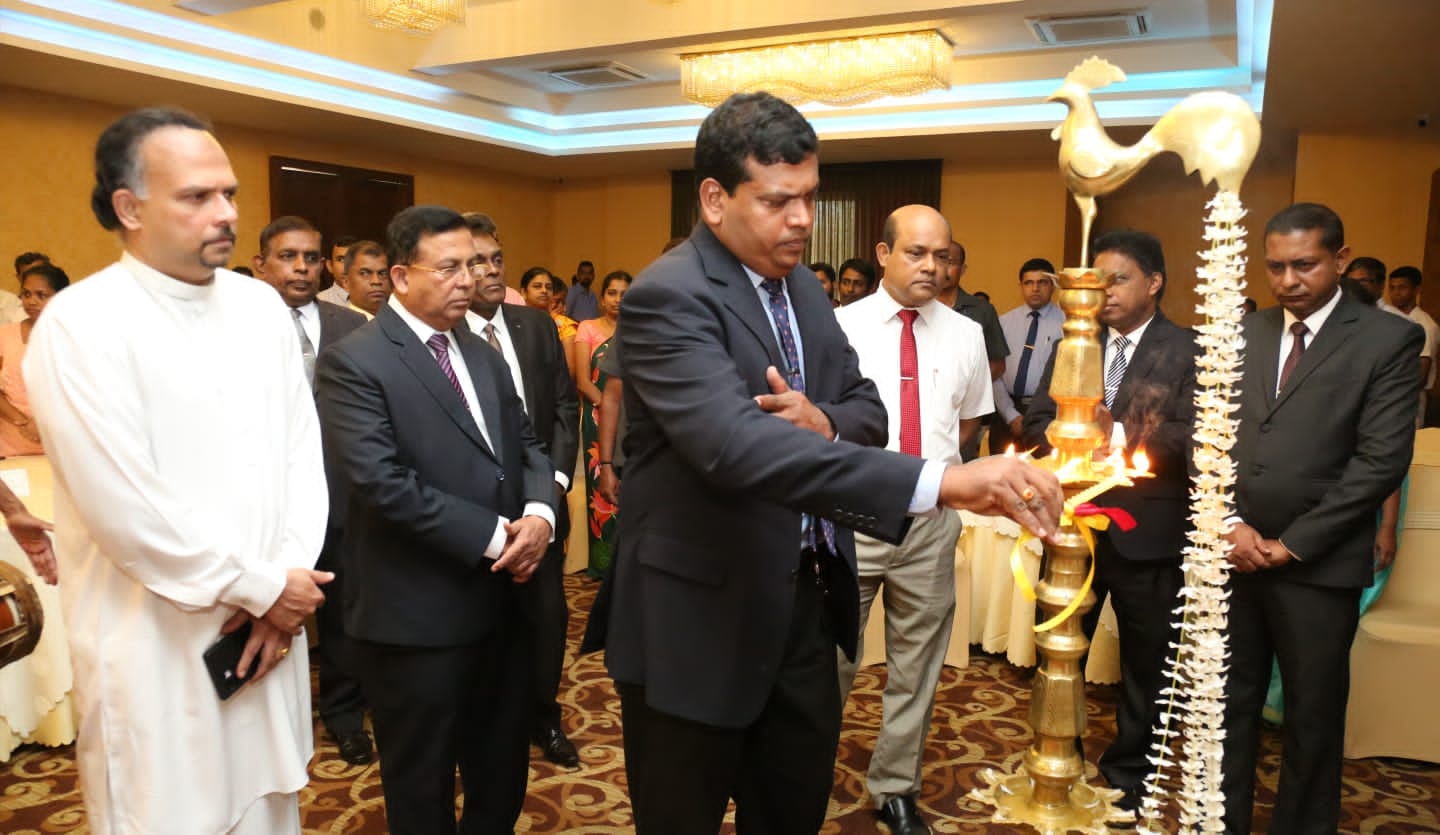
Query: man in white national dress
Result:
<box><xmin>23</xmin><ymin>107</ymin><xmax>332</xmax><ymax>835</ymax></box>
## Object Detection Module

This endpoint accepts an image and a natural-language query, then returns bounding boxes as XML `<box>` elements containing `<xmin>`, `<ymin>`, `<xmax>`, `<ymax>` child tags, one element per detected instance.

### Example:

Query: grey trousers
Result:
<box><xmin>837</xmin><ymin>511</ymin><xmax>965</xmax><ymax>806</ymax></box>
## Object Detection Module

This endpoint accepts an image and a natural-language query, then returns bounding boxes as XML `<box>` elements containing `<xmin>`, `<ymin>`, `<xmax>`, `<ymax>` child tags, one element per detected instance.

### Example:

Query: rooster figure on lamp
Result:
<box><xmin>1049</xmin><ymin>56</ymin><xmax>1261</xmax><ymax>266</ymax></box>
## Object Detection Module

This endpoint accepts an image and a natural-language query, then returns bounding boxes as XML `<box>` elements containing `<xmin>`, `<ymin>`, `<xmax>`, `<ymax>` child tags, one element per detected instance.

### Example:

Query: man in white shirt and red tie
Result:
<box><xmin>834</xmin><ymin>204</ymin><xmax>993</xmax><ymax>835</ymax></box>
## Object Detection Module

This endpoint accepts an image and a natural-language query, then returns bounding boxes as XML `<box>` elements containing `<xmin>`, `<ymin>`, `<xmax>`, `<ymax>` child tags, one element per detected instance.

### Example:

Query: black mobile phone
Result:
<box><xmin>203</xmin><ymin>621</ymin><xmax>260</xmax><ymax>700</ymax></box>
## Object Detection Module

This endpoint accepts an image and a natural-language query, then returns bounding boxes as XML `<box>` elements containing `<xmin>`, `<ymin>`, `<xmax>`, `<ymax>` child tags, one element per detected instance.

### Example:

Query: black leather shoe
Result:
<box><xmin>533</xmin><ymin>725</ymin><xmax>580</xmax><ymax>768</ymax></box>
<box><xmin>877</xmin><ymin>795</ymin><xmax>930</xmax><ymax>835</ymax></box>
<box><xmin>335</xmin><ymin>729</ymin><xmax>374</xmax><ymax>766</ymax></box>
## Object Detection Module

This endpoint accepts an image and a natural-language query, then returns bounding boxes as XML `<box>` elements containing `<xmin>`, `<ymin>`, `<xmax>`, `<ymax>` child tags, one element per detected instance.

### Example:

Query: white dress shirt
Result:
<box><xmin>1278</xmin><ymin>287</ymin><xmax>1342</xmax><ymax>396</ymax></box>
<box><xmin>292</xmin><ymin>300</ymin><xmax>321</xmax><ymax>350</ymax></box>
<box><xmin>466</xmin><ymin>307</ymin><xmax>571</xmax><ymax>490</ymax></box>
<box><xmin>388</xmin><ymin>296</ymin><xmax>555</xmax><ymax>557</ymax></box>
<box><xmin>835</xmin><ymin>287</ymin><xmax>993</xmax><ymax>465</ymax></box>
<box><xmin>1101</xmin><ymin>314</ymin><xmax>1154</xmax><ymax>452</ymax></box>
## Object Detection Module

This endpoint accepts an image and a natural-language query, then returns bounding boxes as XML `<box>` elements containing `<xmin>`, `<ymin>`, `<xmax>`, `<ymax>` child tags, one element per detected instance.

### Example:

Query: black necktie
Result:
<box><xmin>1279</xmin><ymin>322</ymin><xmax>1308</xmax><ymax>391</ymax></box>
<box><xmin>1013</xmin><ymin>310</ymin><xmax>1040</xmax><ymax>398</ymax></box>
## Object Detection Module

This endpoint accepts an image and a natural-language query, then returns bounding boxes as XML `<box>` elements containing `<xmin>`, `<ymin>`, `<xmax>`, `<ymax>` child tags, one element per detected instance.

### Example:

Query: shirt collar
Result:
<box><xmin>121</xmin><ymin>251</ymin><xmax>215</xmax><ymax>301</ymax></box>
<box><xmin>872</xmin><ymin>283</ymin><xmax>942</xmax><ymax>325</ymax></box>
<box><xmin>1283</xmin><ymin>285</ymin><xmax>1342</xmax><ymax>336</ymax></box>
<box><xmin>1113</xmin><ymin>313</ymin><xmax>1155</xmax><ymax>346</ymax></box>
<box><xmin>292</xmin><ymin>300</ymin><xmax>319</xmax><ymax>322</ymax></box>
<box><xmin>388</xmin><ymin>294</ymin><xmax>450</xmax><ymax>346</ymax></box>
<box><xmin>468</xmin><ymin>304</ymin><xmax>507</xmax><ymax>328</ymax></box>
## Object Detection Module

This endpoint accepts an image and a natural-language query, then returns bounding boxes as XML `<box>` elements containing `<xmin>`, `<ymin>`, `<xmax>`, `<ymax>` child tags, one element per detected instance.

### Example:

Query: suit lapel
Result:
<box><xmin>379</xmin><ymin>307</ymin><xmax>494</xmax><ymax>458</ymax></box>
<box><xmin>1113</xmin><ymin>315</ymin><xmax>1171</xmax><ymax>415</ymax></box>
<box><xmin>1245</xmin><ymin>309</ymin><xmax>1283</xmax><ymax>411</ymax></box>
<box><xmin>504</xmin><ymin>308</ymin><xmax>540</xmax><ymax>411</ymax></box>
<box><xmin>1269</xmin><ymin>294</ymin><xmax>1356</xmax><ymax>415</ymax></box>
<box><xmin>693</xmin><ymin>225</ymin><xmax>786</xmax><ymax>372</ymax></box>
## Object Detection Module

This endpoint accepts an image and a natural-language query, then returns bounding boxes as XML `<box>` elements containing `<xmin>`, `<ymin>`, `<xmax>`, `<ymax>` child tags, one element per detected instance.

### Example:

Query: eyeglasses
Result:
<box><xmin>408</xmin><ymin>263</ymin><xmax>489</xmax><ymax>282</ymax></box>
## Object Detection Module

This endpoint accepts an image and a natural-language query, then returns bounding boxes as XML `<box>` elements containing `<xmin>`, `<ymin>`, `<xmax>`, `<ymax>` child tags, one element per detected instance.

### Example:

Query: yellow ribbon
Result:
<box><xmin>1010</xmin><ymin>503</ymin><xmax>1112</xmax><ymax>633</ymax></box>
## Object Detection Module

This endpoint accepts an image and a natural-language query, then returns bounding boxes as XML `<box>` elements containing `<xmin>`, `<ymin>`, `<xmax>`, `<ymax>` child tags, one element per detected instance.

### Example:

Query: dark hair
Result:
<box><xmin>662</xmin><ymin>237</ymin><xmax>688</xmax><ymax>253</ymax></box>
<box><xmin>551</xmin><ymin>275</ymin><xmax>568</xmax><ymax>292</ymax></box>
<box><xmin>600</xmin><ymin>270</ymin><xmax>633</xmax><ymax>296</ymax></box>
<box><xmin>576</xmin><ymin>260</ymin><xmax>593</xmax><ymax>271</ymax></box>
<box><xmin>520</xmin><ymin>266</ymin><xmax>554</xmax><ymax>291</ymax></box>
<box><xmin>20</xmin><ymin>263</ymin><xmax>71</xmax><ymax>294</ymax></box>
<box><xmin>809</xmin><ymin>262</ymin><xmax>836</xmax><ymax>282</ymax></box>
<box><xmin>342</xmin><ymin>240</ymin><xmax>386</xmax><ymax>271</ymax></box>
<box><xmin>258</xmin><ymin>215</ymin><xmax>319</xmax><ymax>257</ymax></box>
<box><xmin>1019</xmin><ymin>257</ymin><xmax>1056</xmax><ymax>278</ymax></box>
<box><xmin>694</xmin><ymin>92</ymin><xmax>818</xmax><ymax>195</ymax></box>
<box><xmin>331</xmin><ymin>234</ymin><xmax>358</xmax><ymax>253</ymax></box>
<box><xmin>837</xmin><ymin>258</ymin><xmax>876</xmax><ymax>288</ymax></box>
<box><xmin>1390</xmin><ymin>265</ymin><xmax>1423</xmax><ymax>286</ymax></box>
<box><xmin>232</xmin><ymin>265</ymin><xmax>254</xmax><ymax>277</ymax></box>
<box><xmin>950</xmin><ymin>240</ymin><xmax>967</xmax><ymax>266</ymax></box>
<box><xmin>1265</xmin><ymin>203</ymin><xmax>1344</xmax><ymax>253</ymax></box>
<box><xmin>463</xmin><ymin>212</ymin><xmax>498</xmax><ymax>239</ymax></box>
<box><xmin>13</xmin><ymin>252</ymin><xmax>49</xmax><ymax>275</ymax></box>
<box><xmin>974</xmin><ymin>291</ymin><xmax>991</xmax><ymax>302</ymax></box>
<box><xmin>1093</xmin><ymin>228</ymin><xmax>1167</xmax><ymax>300</ymax></box>
<box><xmin>92</xmin><ymin>107</ymin><xmax>210</xmax><ymax>231</ymax></box>
<box><xmin>1242</xmin><ymin>297</ymin><xmax>1259</xmax><ymax>312</ymax></box>
<box><xmin>387</xmin><ymin>205</ymin><xmax>467</xmax><ymax>266</ymax></box>
<box><xmin>1344</xmin><ymin>278</ymin><xmax>1379</xmax><ymax>306</ymax></box>
<box><xmin>1345</xmin><ymin>256</ymin><xmax>1387</xmax><ymax>281</ymax></box>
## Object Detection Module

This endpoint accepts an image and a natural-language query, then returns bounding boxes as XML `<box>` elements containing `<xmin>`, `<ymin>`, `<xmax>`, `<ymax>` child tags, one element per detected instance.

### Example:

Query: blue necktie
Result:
<box><xmin>762</xmin><ymin>278</ymin><xmax>837</xmax><ymax>555</ymax></box>
<box><xmin>1013</xmin><ymin>310</ymin><xmax>1040</xmax><ymax>399</ymax></box>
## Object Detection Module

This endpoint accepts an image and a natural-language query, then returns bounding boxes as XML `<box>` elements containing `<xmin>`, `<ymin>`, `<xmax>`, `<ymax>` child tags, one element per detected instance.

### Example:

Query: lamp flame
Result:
<box><xmin>1132</xmin><ymin>449</ymin><xmax>1150</xmax><ymax>474</ymax></box>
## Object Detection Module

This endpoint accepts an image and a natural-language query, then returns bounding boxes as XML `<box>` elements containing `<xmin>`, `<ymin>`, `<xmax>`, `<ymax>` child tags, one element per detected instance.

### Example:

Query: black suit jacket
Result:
<box><xmin>315</xmin><ymin>304</ymin><xmax>555</xmax><ymax>647</ymax></box>
<box><xmin>606</xmin><ymin>223</ymin><xmax>926</xmax><ymax>729</ymax></box>
<box><xmin>495</xmin><ymin>304</ymin><xmax>580</xmax><ymax>487</ymax></box>
<box><xmin>1023</xmin><ymin>312</ymin><xmax>1199</xmax><ymax>561</ymax></box>
<box><xmin>317</xmin><ymin>300</ymin><xmax>366</xmax><ymax>354</ymax></box>
<box><xmin>314</xmin><ymin>301</ymin><xmax>367</xmax><ymax>538</ymax></box>
<box><xmin>1232</xmin><ymin>294</ymin><xmax>1422</xmax><ymax>588</ymax></box>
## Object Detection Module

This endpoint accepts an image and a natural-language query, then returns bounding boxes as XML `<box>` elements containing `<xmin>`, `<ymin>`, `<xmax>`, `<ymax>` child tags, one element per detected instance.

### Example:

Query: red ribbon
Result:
<box><xmin>1073</xmin><ymin>502</ymin><xmax>1137</xmax><ymax>531</ymax></box>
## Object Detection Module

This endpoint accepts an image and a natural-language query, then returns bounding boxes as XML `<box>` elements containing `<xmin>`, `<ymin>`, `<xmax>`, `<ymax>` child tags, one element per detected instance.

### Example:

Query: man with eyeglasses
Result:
<box><xmin>315</xmin><ymin>204</ymin><xmax>556</xmax><ymax>834</ymax></box>
<box><xmin>252</xmin><ymin>215</ymin><xmax>376</xmax><ymax>766</ymax></box>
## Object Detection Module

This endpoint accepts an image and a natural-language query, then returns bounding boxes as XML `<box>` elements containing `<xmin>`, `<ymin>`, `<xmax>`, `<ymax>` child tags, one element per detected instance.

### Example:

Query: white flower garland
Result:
<box><xmin>1136</xmin><ymin>191</ymin><xmax>1247</xmax><ymax>834</ymax></box>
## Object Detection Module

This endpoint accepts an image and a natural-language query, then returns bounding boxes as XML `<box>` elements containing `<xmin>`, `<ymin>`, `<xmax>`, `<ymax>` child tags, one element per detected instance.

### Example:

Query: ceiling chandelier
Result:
<box><xmin>680</xmin><ymin>30</ymin><xmax>952</xmax><ymax>107</ymax></box>
<box><xmin>364</xmin><ymin>0</ymin><xmax>465</xmax><ymax>35</ymax></box>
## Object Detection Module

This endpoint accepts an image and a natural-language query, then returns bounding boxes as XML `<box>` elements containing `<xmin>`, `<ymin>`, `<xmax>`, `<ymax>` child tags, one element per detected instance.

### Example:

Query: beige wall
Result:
<box><xmin>549</xmin><ymin>173</ymin><xmax>673</xmax><ymax>287</ymax></box>
<box><xmin>0</xmin><ymin>85</ymin><xmax>556</xmax><ymax>293</ymax></box>
<box><xmin>939</xmin><ymin>161</ymin><xmax>1070</xmax><ymax>314</ymax></box>
<box><xmin>1294</xmin><ymin>132</ymin><xmax>1440</xmax><ymax>271</ymax></box>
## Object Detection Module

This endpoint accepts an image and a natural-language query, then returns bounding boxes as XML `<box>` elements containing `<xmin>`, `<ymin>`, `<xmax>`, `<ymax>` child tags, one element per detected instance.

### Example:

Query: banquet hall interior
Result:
<box><xmin>2</xmin><ymin>0</ymin><xmax>1440</xmax><ymax>832</ymax></box>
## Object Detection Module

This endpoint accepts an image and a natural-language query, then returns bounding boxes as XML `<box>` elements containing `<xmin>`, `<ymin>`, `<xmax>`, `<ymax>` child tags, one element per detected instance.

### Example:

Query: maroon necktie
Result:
<box><xmin>1279</xmin><ymin>321</ymin><xmax>1309</xmax><ymax>391</ymax></box>
<box><xmin>898</xmin><ymin>309</ymin><xmax>921</xmax><ymax>457</ymax></box>
<box><xmin>426</xmin><ymin>332</ymin><xmax>470</xmax><ymax>409</ymax></box>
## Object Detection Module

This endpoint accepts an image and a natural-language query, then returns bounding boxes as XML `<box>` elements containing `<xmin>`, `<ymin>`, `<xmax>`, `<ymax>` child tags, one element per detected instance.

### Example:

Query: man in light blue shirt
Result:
<box><xmin>991</xmin><ymin>257</ymin><xmax>1063</xmax><ymax>453</ymax></box>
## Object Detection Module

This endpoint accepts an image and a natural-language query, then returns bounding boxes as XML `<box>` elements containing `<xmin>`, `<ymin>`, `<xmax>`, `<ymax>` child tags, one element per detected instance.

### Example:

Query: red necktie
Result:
<box><xmin>1279</xmin><ymin>321</ymin><xmax>1309</xmax><ymax>391</ymax></box>
<box><xmin>898</xmin><ymin>309</ymin><xmax>921</xmax><ymax>457</ymax></box>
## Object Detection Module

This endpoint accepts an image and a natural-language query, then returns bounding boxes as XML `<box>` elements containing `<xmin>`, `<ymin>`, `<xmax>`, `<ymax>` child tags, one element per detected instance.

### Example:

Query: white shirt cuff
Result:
<box><xmin>524</xmin><ymin>502</ymin><xmax>558</xmax><ymax>543</ymax></box>
<box><xmin>483</xmin><ymin>517</ymin><xmax>510</xmax><ymax>560</ymax></box>
<box><xmin>908</xmin><ymin>459</ymin><xmax>948</xmax><ymax>515</ymax></box>
<box><xmin>223</xmin><ymin>560</ymin><xmax>288</xmax><ymax>619</ymax></box>
<box><xmin>554</xmin><ymin>470</ymin><xmax>571</xmax><ymax>491</ymax></box>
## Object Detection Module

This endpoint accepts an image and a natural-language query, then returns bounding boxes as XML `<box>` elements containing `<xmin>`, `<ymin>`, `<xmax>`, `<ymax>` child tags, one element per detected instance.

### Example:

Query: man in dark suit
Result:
<box><xmin>463</xmin><ymin>213</ymin><xmax>582</xmax><ymax>768</ymax></box>
<box><xmin>607</xmin><ymin>91</ymin><xmax>1065</xmax><ymax>835</ymax></box>
<box><xmin>1221</xmin><ymin>203</ymin><xmax>1422</xmax><ymax>834</ymax></box>
<box><xmin>1022</xmin><ymin>229</ymin><xmax>1198</xmax><ymax>811</ymax></box>
<box><xmin>251</xmin><ymin>214</ymin><xmax>373</xmax><ymax>765</ymax></box>
<box><xmin>315</xmin><ymin>205</ymin><xmax>556</xmax><ymax>835</ymax></box>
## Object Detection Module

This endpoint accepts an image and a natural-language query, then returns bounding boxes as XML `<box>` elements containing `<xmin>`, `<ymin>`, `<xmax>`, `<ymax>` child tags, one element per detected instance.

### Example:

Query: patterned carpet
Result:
<box><xmin>4</xmin><ymin>575</ymin><xmax>1438</xmax><ymax>834</ymax></box>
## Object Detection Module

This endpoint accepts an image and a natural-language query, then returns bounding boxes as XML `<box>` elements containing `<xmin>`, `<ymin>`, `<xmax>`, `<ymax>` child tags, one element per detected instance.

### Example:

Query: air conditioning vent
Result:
<box><xmin>546</xmin><ymin>62</ymin><xmax>648</xmax><ymax>88</ymax></box>
<box><xmin>1028</xmin><ymin>11</ymin><xmax>1151</xmax><ymax>45</ymax></box>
